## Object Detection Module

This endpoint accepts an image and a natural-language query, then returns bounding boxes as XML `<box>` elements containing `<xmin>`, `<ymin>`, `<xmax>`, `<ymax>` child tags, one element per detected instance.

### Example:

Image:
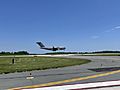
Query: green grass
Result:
<box><xmin>0</xmin><ymin>56</ymin><xmax>91</xmax><ymax>74</ymax></box>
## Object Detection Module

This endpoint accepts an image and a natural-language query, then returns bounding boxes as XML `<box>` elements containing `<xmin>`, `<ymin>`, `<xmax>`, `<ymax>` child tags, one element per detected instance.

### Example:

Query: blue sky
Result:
<box><xmin>0</xmin><ymin>0</ymin><xmax>120</xmax><ymax>53</ymax></box>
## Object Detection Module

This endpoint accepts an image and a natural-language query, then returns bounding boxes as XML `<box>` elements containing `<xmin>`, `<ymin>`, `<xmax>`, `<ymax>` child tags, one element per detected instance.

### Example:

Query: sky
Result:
<box><xmin>0</xmin><ymin>0</ymin><xmax>120</xmax><ymax>53</ymax></box>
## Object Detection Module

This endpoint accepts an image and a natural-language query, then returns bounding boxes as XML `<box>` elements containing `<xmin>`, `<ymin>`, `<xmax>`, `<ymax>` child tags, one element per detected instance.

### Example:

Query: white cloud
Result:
<box><xmin>91</xmin><ymin>25</ymin><xmax>120</xmax><ymax>39</ymax></box>
<box><xmin>111</xmin><ymin>25</ymin><xmax>120</xmax><ymax>31</ymax></box>
<box><xmin>105</xmin><ymin>25</ymin><xmax>120</xmax><ymax>33</ymax></box>
<box><xmin>91</xmin><ymin>36</ymin><xmax>100</xmax><ymax>39</ymax></box>
<box><xmin>114</xmin><ymin>26</ymin><xmax>120</xmax><ymax>29</ymax></box>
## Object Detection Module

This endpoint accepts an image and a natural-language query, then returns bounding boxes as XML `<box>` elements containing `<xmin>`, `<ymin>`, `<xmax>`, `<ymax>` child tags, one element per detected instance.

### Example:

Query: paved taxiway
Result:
<box><xmin>0</xmin><ymin>55</ymin><xmax>120</xmax><ymax>89</ymax></box>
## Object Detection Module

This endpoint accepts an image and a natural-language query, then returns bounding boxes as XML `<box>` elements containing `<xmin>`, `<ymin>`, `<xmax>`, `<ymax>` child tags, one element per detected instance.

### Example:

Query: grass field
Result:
<box><xmin>0</xmin><ymin>56</ymin><xmax>91</xmax><ymax>74</ymax></box>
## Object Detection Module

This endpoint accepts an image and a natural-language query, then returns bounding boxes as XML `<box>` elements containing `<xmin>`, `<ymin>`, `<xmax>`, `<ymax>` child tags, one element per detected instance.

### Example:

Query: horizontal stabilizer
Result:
<box><xmin>36</xmin><ymin>42</ymin><xmax>45</xmax><ymax>48</ymax></box>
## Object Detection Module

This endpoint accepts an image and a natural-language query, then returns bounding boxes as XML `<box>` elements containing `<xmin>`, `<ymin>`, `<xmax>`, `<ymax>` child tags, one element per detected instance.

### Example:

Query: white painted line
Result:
<box><xmin>22</xmin><ymin>80</ymin><xmax>120</xmax><ymax>90</ymax></box>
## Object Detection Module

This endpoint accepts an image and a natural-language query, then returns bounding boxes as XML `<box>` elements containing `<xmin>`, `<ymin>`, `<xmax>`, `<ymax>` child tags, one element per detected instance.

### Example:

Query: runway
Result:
<box><xmin>1</xmin><ymin>55</ymin><xmax>120</xmax><ymax>89</ymax></box>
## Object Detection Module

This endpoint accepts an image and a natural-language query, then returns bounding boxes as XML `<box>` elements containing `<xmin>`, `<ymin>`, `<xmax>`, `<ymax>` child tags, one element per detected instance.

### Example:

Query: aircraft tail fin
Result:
<box><xmin>36</xmin><ymin>42</ymin><xmax>45</xmax><ymax>48</ymax></box>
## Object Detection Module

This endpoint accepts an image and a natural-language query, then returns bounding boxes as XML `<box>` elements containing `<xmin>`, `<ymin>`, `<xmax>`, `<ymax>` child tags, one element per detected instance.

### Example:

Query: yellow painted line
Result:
<box><xmin>9</xmin><ymin>69</ymin><xmax>120</xmax><ymax>90</ymax></box>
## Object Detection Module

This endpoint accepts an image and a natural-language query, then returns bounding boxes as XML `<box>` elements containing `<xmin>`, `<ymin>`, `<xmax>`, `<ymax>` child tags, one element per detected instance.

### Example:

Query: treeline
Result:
<box><xmin>46</xmin><ymin>51</ymin><xmax>120</xmax><ymax>54</ymax></box>
<box><xmin>92</xmin><ymin>51</ymin><xmax>120</xmax><ymax>53</ymax></box>
<box><xmin>46</xmin><ymin>52</ymin><xmax>89</xmax><ymax>54</ymax></box>
<box><xmin>0</xmin><ymin>51</ymin><xmax>29</xmax><ymax>55</ymax></box>
<box><xmin>45</xmin><ymin>52</ymin><xmax>79</xmax><ymax>54</ymax></box>
<box><xmin>1</xmin><ymin>50</ymin><xmax>120</xmax><ymax>55</ymax></box>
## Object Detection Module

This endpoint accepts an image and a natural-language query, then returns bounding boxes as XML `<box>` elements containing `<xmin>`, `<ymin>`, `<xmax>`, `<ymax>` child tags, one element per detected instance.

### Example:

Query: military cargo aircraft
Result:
<box><xmin>36</xmin><ymin>42</ymin><xmax>66</xmax><ymax>51</ymax></box>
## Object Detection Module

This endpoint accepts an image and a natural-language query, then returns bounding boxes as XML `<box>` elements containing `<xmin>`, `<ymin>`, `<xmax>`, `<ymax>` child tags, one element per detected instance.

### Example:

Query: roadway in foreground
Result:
<box><xmin>0</xmin><ymin>55</ymin><xmax>120</xmax><ymax>89</ymax></box>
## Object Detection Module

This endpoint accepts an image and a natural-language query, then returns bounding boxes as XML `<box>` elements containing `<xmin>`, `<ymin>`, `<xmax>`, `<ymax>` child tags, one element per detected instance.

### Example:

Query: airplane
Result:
<box><xmin>36</xmin><ymin>42</ymin><xmax>66</xmax><ymax>51</ymax></box>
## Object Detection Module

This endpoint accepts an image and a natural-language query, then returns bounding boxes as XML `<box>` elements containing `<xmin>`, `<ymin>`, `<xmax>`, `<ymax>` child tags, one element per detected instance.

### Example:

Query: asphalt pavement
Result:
<box><xmin>0</xmin><ymin>55</ymin><xmax>120</xmax><ymax>89</ymax></box>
